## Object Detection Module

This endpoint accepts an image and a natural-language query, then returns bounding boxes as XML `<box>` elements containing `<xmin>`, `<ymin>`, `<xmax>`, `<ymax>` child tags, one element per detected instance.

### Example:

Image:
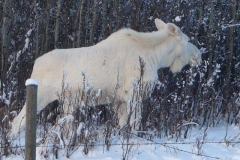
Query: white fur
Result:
<box><xmin>11</xmin><ymin>19</ymin><xmax>202</xmax><ymax>136</ymax></box>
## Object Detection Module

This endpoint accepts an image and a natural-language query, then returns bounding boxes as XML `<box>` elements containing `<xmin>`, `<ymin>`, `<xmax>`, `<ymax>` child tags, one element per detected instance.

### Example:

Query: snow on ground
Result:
<box><xmin>3</xmin><ymin>124</ymin><xmax>240</xmax><ymax>160</ymax></box>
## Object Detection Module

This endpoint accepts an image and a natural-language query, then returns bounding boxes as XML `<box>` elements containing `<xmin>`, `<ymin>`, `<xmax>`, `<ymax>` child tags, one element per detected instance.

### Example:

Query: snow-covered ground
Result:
<box><xmin>3</xmin><ymin>123</ymin><xmax>240</xmax><ymax>160</ymax></box>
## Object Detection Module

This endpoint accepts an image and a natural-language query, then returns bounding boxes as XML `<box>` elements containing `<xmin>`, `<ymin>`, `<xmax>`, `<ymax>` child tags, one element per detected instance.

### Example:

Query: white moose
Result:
<box><xmin>11</xmin><ymin>19</ymin><xmax>202</xmax><ymax>136</ymax></box>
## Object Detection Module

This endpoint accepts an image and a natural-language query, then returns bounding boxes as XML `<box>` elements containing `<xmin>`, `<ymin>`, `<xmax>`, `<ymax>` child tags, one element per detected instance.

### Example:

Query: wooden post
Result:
<box><xmin>25</xmin><ymin>79</ymin><xmax>38</xmax><ymax>160</ymax></box>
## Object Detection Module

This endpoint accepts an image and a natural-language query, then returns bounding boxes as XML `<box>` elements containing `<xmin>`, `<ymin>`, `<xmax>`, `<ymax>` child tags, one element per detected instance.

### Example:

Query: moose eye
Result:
<box><xmin>192</xmin><ymin>56</ymin><xmax>197</xmax><ymax>61</ymax></box>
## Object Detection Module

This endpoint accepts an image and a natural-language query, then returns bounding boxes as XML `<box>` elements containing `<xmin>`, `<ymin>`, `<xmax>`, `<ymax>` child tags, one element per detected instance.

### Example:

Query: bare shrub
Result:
<box><xmin>37</xmin><ymin>71</ymin><xmax>119</xmax><ymax>157</ymax></box>
<box><xmin>3</xmin><ymin>57</ymin><xmax>240</xmax><ymax>159</ymax></box>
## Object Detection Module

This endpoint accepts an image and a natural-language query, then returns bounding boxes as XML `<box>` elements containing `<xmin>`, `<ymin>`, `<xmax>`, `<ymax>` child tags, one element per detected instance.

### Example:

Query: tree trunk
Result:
<box><xmin>222</xmin><ymin>0</ymin><xmax>236</xmax><ymax>111</ymax></box>
<box><xmin>1</xmin><ymin>0</ymin><xmax>11</xmax><ymax>96</ymax></box>
<box><xmin>198</xmin><ymin>0</ymin><xmax>203</xmax><ymax>20</ymax></box>
<box><xmin>116</xmin><ymin>0</ymin><xmax>122</xmax><ymax>29</ymax></box>
<box><xmin>112</xmin><ymin>0</ymin><xmax>119</xmax><ymax>30</ymax></box>
<box><xmin>34</xmin><ymin>0</ymin><xmax>40</xmax><ymax>58</ymax></box>
<box><xmin>44</xmin><ymin>0</ymin><xmax>50</xmax><ymax>53</ymax></box>
<box><xmin>89</xmin><ymin>0</ymin><xmax>98</xmax><ymax>45</ymax></box>
<box><xmin>228</xmin><ymin>0</ymin><xmax>236</xmax><ymax>62</ymax></box>
<box><xmin>77</xmin><ymin>0</ymin><xmax>86</xmax><ymax>47</ymax></box>
<box><xmin>55</xmin><ymin>0</ymin><xmax>62</xmax><ymax>49</ymax></box>
<box><xmin>84</xmin><ymin>1</ymin><xmax>90</xmax><ymax>45</ymax></box>
<box><xmin>102</xmin><ymin>0</ymin><xmax>108</xmax><ymax>39</ymax></box>
<box><xmin>131</xmin><ymin>0</ymin><xmax>142</xmax><ymax>30</ymax></box>
<box><xmin>207</xmin><ymin>0</ymin><xmax>214</xmax><ymax>80</ymax></box>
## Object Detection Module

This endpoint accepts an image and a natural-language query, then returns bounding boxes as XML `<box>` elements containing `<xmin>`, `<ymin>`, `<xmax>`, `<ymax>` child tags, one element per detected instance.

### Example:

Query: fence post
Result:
<box><xmin>25</xmin><ymin>79</ymin><xmax>38</xmax><ymax>160</ymax></box>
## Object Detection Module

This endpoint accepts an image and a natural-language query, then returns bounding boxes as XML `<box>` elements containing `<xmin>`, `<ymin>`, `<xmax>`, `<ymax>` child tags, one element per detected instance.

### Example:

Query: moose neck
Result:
<box><xmin>154</xmin><ymin>37</ymin><xmax>179</xmax><ymax>69</ymax></box>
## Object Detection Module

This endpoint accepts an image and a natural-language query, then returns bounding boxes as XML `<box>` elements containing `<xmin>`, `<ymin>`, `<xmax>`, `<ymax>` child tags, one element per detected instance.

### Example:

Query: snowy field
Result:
<box><xmin>4</xmin><ymin>124</ymin><xmax>240</xmax><ymax>160</ymax></box>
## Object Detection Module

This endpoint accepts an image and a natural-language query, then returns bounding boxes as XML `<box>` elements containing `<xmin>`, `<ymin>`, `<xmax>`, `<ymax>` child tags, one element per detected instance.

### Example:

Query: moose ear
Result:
<box><xmin>155</xmin><ymin>18</ymin><xmax>166</xmax><ymax>30</ymax></box>
<box><xmin>167</xmin><ymin>23</ymin><xmax>179</xmax><ymax>35</ymax></box>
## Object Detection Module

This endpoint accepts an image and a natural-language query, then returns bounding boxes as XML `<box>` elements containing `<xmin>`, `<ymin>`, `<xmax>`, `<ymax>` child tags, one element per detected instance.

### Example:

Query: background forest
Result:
<box><xmin>0</xmin><ymin>0</ymin><xmax>240</xmax><ymax>158</ymax></box>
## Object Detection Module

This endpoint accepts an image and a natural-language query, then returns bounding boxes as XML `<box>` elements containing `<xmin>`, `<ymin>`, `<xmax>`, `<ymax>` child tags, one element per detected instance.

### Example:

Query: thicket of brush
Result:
<box><xmin>1</xmin><ymin>58</ymin><xmax>239</xmax><ymax>159</ymax></box>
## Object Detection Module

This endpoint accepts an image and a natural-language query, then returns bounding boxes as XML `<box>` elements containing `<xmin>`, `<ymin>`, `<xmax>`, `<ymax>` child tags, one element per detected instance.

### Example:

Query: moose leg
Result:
<box><xmin>118</xmin><ymin>84</ymin><xmax>142</xmax><ymax>130</ymax></box>
<box><xmin>10</xmin><ymin>87</ymin><xmax>58</xmax><ymax>137</ymax></box>
<box><xmin>117</xmin><ymin>101</ymin><xmax>128</xmax><ymax>129</ymax></box>
<box><xmin>117</xmin><ymin>100</ymin><xmax>142</xmax><ymax>131</ymax></box>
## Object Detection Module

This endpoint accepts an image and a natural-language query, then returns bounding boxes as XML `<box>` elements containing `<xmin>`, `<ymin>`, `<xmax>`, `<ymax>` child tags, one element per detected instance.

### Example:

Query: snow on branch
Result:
<box><xmin>16</xmin><ymin>28</ymin><xmax>33</xmax><ymax>62</ymax></box>
<box><xmin>6</xmin><ymin>28</ymin><xmax>33</xmax><ymax>79</ymax></box>
<box><xmin>222</xmin><ymin>23</ymin><xmax>240</xmax><ymax>28</ymax></box>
